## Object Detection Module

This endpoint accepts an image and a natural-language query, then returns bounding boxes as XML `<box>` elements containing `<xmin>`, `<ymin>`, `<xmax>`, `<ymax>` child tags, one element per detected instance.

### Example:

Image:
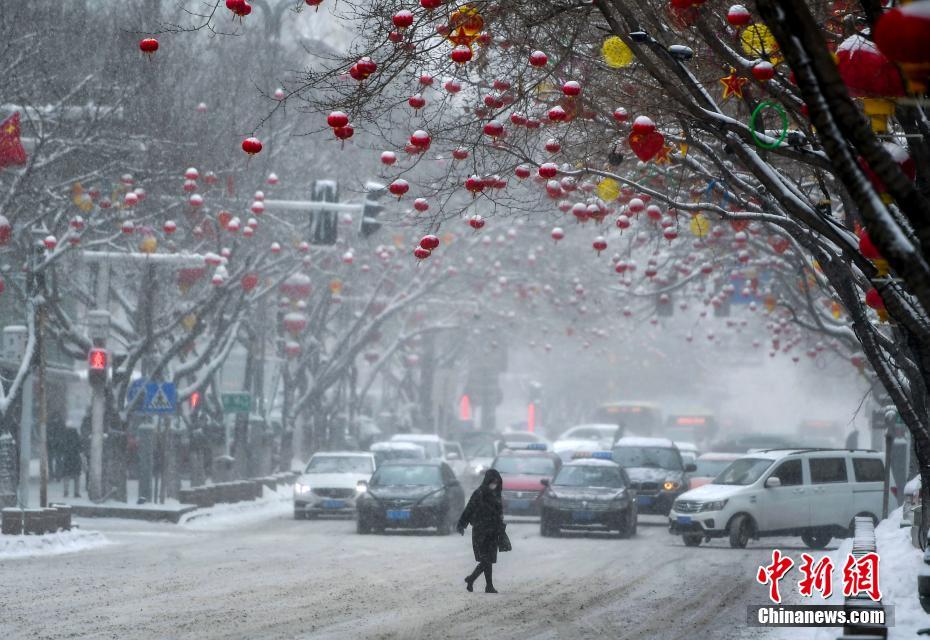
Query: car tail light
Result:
<box><xmin>891</xmin><ymin>486</ymin><xmax>898</xmax><ymax>498</ymax></box>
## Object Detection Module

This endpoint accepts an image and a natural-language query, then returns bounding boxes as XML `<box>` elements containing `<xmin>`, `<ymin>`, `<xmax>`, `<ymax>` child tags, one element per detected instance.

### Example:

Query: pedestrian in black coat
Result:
<box><xmin>457</xmin><ymin>468</ymin><xmax>505</xmax><ymax>593</ymax></box>
<box><xmin>60</xmin><ymin>426</ymin><xmax>83</xmax><ymax>498</ymax></box>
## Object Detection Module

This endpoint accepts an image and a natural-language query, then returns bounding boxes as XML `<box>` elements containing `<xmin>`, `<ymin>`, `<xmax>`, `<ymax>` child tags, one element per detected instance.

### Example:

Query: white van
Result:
<box><xmin>668</xmin><ymin>449</ymin><xmax>886</xmax><ymax>549</ymax></box>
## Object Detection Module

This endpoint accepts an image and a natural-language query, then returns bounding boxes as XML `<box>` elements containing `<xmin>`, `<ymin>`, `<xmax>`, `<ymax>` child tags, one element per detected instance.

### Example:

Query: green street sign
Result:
<box><xmin>222</xmin><ymin>392</ymin><xmax>252</xmax><ymax>414</ymax></box>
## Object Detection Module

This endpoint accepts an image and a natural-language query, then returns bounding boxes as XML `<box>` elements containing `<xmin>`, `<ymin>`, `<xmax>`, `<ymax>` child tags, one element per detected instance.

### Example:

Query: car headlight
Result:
<box><xmin>663</xmin><ymin>481</ymin><xmax>681</xmax><ymax>492</ymax></box>
<box><xmin>356</xmin><ymin>481</ymin><xmax>368</xmax><ymax>494</ymax></box>
<box><xmin>419</xmin><ymin>492</ymin><xmax>444</xmax><ymax>506</ymax></box>
<box><xmin>701</xmin><ymin>499</ymin><xmax>728</xmax><ymax>512</ymax></box>
<box><xmin>295</xmin><ymin>483</ymin><xmax>311</xmax><ymax>495</ymax></box>
<box><xmin>472</xmin><ymin>464</ymin><xmax>486</xmax><ymax>475</ymax></box>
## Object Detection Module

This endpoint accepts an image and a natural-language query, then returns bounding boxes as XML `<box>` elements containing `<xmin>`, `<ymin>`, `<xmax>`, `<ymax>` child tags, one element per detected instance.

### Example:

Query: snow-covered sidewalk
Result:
<box><xmin>791</xmin><ymin>508</ymin><xmax>927</xmax><ymax>639</ymax></box>
<box><xmin>0</xmin><ymin>528</ymin><xmax>109</xmax><ymax>560</ymax></box>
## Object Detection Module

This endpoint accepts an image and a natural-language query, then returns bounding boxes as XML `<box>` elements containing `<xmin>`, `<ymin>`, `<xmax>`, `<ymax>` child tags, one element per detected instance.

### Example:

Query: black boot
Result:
<box><xmin>484</xmin><ymin>564</ymin><xmax>498</xmax><ymax>593</ymax></box>
<box><xmin>465</xmin><ymin>563</ymin><xmax>483</xmax><ymax>592</ymax></box>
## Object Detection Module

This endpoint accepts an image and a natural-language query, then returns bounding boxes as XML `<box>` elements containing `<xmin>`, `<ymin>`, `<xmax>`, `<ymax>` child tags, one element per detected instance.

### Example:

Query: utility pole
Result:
<box><xmin>3</xmin><ymin>326</ymin><xmax>31</xmax><ymax>508</ymax></box>
<box><xmin>36</xmin><ymin>301</ymin><xmax>48</xmax><ymax>507</ymax></box>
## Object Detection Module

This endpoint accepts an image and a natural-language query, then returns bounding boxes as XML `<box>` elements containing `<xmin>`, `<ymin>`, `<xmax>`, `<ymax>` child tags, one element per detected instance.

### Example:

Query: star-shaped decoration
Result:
<box><xmin>719</xmin><ymin>69</ymin><xmax>748</xmax><ymax>100</ymax></box>
<box><xmin>654</xmin><ymin>144</ymin><xmax>675</xmax><ymax>165</ymax></box>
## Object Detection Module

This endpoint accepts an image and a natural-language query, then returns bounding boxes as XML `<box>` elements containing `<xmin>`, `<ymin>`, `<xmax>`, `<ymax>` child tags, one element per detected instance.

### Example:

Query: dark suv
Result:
<box><xmin>612</xmin><ymin>437</ymin><xmax>696</xmax><ymax>515</ymax></box>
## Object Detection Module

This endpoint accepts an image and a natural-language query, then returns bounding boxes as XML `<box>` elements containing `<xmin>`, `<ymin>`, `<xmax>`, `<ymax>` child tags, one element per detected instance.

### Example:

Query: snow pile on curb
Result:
<box><xmin>179</xmin><ymin>485</ymin><xmax>293</xmax><ymax>530</ymax></box>
<box><xmin>798</xmin><ymin>508</ymin><xmax>926</xmax><ymax>639</ymax></box>
<box><xmin>0</xmin><ymin>528</ymin><xmax>109</xmax><ymax>560</ymax></box>
<box><xmin>873</xmin><ymin>508</ymin><xmax>927</xmax><ymax>638</ymax></box>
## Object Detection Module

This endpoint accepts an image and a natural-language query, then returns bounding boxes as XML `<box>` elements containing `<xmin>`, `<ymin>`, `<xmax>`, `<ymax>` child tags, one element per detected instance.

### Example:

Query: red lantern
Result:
<box><xmin>281</xmin><ymin>273</ymin><xmax>312</xmax><ymax>300</ymax></box>
<box><xmin>420</xmin><ymin>235</ymin><xmax>440</xmax><ymax>250</ymax></box>
<box><xmin>515</xmin><ymin>165</ymin><xmax>531</xmax><ymax>179</ymax></box>
<box><xmin>139</xmin><ymin>38</ymin><xmax>159</xmax><ymax>56</ymax></box>
<box><xmin>468</xmin><ymin>215</ymin><xmax>485</xmax><ymax>230</ymax></box>
<box><xmin>726</xmin><ymin>4</ymin><xmax>751</xmax><ymax>26</ymax></box>
<box><xmin>444</xmin><ymin>80</ymin><xmax>461</xmax><ymax>93</ymax></box>
<box><xmin>465</xmin><ymin>175</ymin><xmax>484</xmax><ymax>195</ymax></box>
<box><xmin>452</xmin><ymin>147</ymin><xmax>469</xmax><ymax>160</ymax></box>
<box><xmin>592</xmin><ymin>236</ymin><xmax>607</xmax><ymax>255</ymax></box>
<box><xmin>547</xmin><ymin>105</ymin><xmax>567</xmax><ymax>122</ymax></box>
<box><xmin>242</xmin><ymin>137</ymin><xmax>263</xmax><ymax>155</ymax></box>
<box><xmin>285</xmin><ymin>341</ymin><xmax>302</xmax><ymax>359</ymax></box>
<box><xmin>874</xmin><ymin>2</ymin><xmax>930</xmax><ymax>93</ymax></box>
<box><xmin>393</xmin><ymin>10</ymin><xmax>414</xmax><ymax>29</ymax></box>
<box><xmin>865</xmin><ymin>287</ymin><xmax>888</xmax><ymax>322</ymax></box>
<box><xmin>410</xmin><ymin>130</ymin><xmax>431</xmax><ymax>148</ymax></box>
<box><xmin>752</xmin><ymin>61</ymin><xmax>775</xmax><ymax>82</ymax></box>
<box><xmin>544</xmin><ymin>138</ymin><xmax>561</xmax><ymax>153</ymax></box>
<box><xmin>529</xmin><ymin>50</ymin><xmax>548</xmax><ymax>67</ymax></box>
<box><xmin>241</xmin><ymin>273</ymin><xmax>259</xmax><ymax>292</ymax></box>
<box><xmin>389</xmin><ymin>179</ymin><xmax>410</xmax><ymax>198</ymax></box>
<box><xmin>408</xmin><ymin>94</ymin><xmax>426</xmax><ymax>111</ymax></box>
<box><xmin>562</xmin><ymin>80</ymin><xmax>581</xmax><ymax>97</ymax></box>
<box><xmin>327</xmin><ymin>111</ymin><xmax>349</xmax><ymax>128</ymax></box>
<box><xmin>451</xmin><ymin>45</ymin><xmax>473</xmax><ymax>64</ymax></box>
<box><xmin>163</xmin><ymin>220</ymin><xmax>177</xmax><ymax>234</ymax></box>
<box><xmin>551</xmin><ymin>227</ymin><xmax>564</xmax><ymax>242</ymax></box>
<box><xmin>538</xmin><ymin>163</ymin><xmax>558</xmax><ymax>179</ymax></box>
<box><xmin>333</xmin><ymin>125</ymin><xmax>354</xmax><ymax>141</ymax></box>
<box><xmin>483</xmin><ymin>120</ymin><xmax>504</xmax><ymax>138</ymax></box>
<box><xmin>381</xmin><ymin>151</ymin><xmax>397</xmax><ymax>165</ymax></box>
<box><xmin>613</xmin><ymin>107</ymin><xmax>629</xmax><ymax>123</ymax></box>
<box><xmin>836</xmin><ymin>34</ymin><xmax>905</xmax><ymax>132</ymax></box>
<box><xmin>414</xmin><ymin>246</ymin><xmax>432</xmax><ymax>260</ymax></box>
<box><xmin>413</xmin><ymin>198</ymin><xmax>429</xmax><ymax>212</ymax></box>
<box><xmin>283</xmin><ymin>312</ymin><xmax>309</xmax><ymax>336</ymax></box>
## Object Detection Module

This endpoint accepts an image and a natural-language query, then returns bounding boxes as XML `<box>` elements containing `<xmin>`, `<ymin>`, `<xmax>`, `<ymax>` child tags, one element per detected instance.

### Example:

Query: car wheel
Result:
<box><xmin>540</xmin><ymin>512</ymin><xmax>557</xmax><ymax>537</ymax></box>
<box><xmin>682</xmin><ymin>534</ymin><xmax>702</xmax><ymax>547</ymax></box>
<box><xmin>356</xmin><ymin>516</ymin><xmax>371</xmax><ymax>535</ymax></box>
<box><xmin>617</xmin><ymin>509</ymin><xmax>635</xmax><ymax>539</ymax></box>
<box><xmin>728</xmin><ymin>514</ymin><xmax>752</xmax><ymax>549</ymax></box>
<box><xmin>294</xmin><ymin>510</ymin><xmax>305</xmax><ymax>521</ymax></box>
<box><xmin>801</xmin><ymin>528</ymin><xmax>832</xmax><ymax>550</ymax></box>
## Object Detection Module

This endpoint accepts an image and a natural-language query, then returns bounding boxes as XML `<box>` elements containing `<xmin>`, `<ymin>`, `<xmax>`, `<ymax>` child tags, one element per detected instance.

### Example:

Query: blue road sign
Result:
<box><xmin>127</xmin><ymin>380</ymin><xmax>177</xmax><ymax>415</ymax></box>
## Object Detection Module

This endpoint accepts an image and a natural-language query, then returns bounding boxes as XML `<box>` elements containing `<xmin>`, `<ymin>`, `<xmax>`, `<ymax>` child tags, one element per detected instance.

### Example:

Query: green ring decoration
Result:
<box><xmin>749</xmin><ymin>100</ymin><xmax>788</xmax><ymax>149</ymax></box>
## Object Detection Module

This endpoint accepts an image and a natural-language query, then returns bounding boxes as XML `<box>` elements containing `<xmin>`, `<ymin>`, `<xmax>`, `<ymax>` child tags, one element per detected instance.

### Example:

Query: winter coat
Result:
<box><xmin>458</xmin><ymin>468</ymin><xmax>504</xmax><ymax>564</ymax></box>
<box><xmin>60</xmin><ymin>428</ymin><xmax>83</xmax><ymax>476</ymax></box>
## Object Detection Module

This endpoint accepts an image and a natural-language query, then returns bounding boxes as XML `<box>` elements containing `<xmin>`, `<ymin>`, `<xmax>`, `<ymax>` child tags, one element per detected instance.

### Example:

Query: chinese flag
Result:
<box><xmin>0</xmin><ymin>112</ymin><xmax>27</xmax><ymax>170</ymax></box>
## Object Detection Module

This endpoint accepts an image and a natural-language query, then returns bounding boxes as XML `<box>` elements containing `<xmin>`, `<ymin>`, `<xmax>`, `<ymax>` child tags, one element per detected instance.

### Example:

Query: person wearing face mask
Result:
<box><xmin>457</xmin><ymin>468</ymin><xmax>506</xmax><ymax>593</ymax></box>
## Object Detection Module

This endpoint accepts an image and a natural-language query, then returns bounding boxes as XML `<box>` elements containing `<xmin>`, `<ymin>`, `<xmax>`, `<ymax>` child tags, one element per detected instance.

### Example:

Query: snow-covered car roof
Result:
<box><xmin>564</xmin><ymin>423</ymin><xmax>620</xmax><ymax>434</ymax></box>
<box><xmin>311</xmin><ymin>451</ymin><xmax>375</xmax><ymax>458</ymax></box>
<box><xmin>736</xmin><ymin>448</ymin><xmax>882</xmax><ymax>460</ymax></box>
<box><xmin>674</xmin><ymin>441</ymin><xmax>698</xmax><ymax>452</ymax></box>
<box><xmin>390</xmin><ymin>433</ymin><xmax>442</xmax><ymax>442</ymax></box>
<box><xmin>564</xmin><ymin>458</ymin><xmax>620</xmax><ymax>467</ymax></box>
<box><xmin>552</xmin><ymin>439</ymin><xmax>602</xmax><ymax>452</ymax></box>
<box><xmin>614</xmin><ymin>436</ymin><xmax>677</xmax><ymax>448</ymax></box>
<box><xmin>370</xmin><ymin>441</ymin><xmax>425</xmax><ymax>453</ymax></box>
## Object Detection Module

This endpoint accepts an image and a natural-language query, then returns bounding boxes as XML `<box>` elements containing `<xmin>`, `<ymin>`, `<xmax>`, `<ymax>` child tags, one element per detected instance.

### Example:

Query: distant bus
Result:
<box><xmin>591</xmin><ymin>402</ymin><xmax>662</xmax><ymax>437</ymax></box>
<box><xmin>796</xmin><ymin>419</ymin><xmax>845</xmax><ymax>447</ymax></box>
<box><xmin>663</xmin><ymin>414</ymin><xmax>719</xmax><ymax>447</ymax></box>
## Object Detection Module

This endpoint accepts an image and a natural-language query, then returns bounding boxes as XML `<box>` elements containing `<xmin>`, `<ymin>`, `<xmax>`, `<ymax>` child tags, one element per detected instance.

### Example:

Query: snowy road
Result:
<box><xmin>1</xmin><ymin>506</ymin><xmax>811</xmax><ymax>640</ymax></box>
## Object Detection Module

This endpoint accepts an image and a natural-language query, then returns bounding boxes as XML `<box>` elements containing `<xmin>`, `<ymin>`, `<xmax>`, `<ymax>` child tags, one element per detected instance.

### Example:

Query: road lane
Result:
<box><xmin>0</xmin><ymin>510</ymin><xmax>823</xmax><ymax>640</ymax></box>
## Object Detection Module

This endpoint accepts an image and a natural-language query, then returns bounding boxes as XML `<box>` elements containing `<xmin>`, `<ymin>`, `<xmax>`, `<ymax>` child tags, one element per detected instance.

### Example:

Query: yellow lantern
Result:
<box><xmin>689</xmin><ymin>213</ymin><xmax>710</xmax><ymax>238</ymax></box>
<box><xmin>601</xmin><ymin>36</ymin><xmax>634</xmax><ymax>68</ymax></box>
<box><xmin>740</xmin><ymin>24</ymin><xmax>782</xmax><ymax>65</ymax></box>
<box><xmin>596</xmin><ymin>177</ymin><xmax>620</xmax><ymax>201</ymax></box>
<box><xmin>139</xmin><ymin>236</ymin><xmax>157</xmax><ymax>254</ymax></box>
<box><xmin>182</xmin><ymin>314</ymin><xmax>197</xmax><ymax>331</ymax></box>
<box><xmin>329</xmin><ymin>279</ymin><xmax>343</xmax><ymax>295</ymax></box>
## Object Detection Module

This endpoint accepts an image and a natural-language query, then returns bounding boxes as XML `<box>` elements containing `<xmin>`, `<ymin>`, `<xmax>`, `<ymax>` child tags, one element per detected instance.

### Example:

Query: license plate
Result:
<box><xmin>637</xmin><ymin>496</ymin><xmax>654</xmax><ymax>506</ymax></box>
<box><xmin>323</xmin><ymin>499</ymin><xmax>346</xmax><ymax>509</ymax></box>
<box><xmin>676</xmin><ymin>515</ymin><xmax>692</xmax><ymax>525</ymax></box>
<box><xmin>386</xmin><ymin>509</ymin><xmax>411</xmax><ymax>520</ymax></box>
<box><xmin>508</xmin><ymin>499</ymin><xmax>531</xmax><ymax>511</ymax></box>
<box><xmin>572</xmin><ymin>510</ymin><xmax>595</xmax><ymax>521</ymax></box>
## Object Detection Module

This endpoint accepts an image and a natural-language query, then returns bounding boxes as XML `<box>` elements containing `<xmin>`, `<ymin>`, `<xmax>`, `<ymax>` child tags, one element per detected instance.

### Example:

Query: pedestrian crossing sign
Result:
<box><xmin>127</xmin><ymin>380</ymin><xmax>178</xmax><ymax>415</ymax></box>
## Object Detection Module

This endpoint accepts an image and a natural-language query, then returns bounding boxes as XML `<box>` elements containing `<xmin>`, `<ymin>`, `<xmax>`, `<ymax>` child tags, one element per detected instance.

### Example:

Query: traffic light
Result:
<box><xmin>360</xmin><ymin>181</ymin><xmax>387</xmax><ymax>238</ymax></box>
<box><xmin>87</xmin><ymin>347</ymin><xmax>108</xmax><ymax>386</ymax></box>
<box><xmin>309</xmin><ymin>179</ymin><xmax>339</xmax><ymax>245</ymax></box>
<box><xmin>190</xmin><ymin>391</ymin><xmax>201</xmax><ymax>410</ymax></box>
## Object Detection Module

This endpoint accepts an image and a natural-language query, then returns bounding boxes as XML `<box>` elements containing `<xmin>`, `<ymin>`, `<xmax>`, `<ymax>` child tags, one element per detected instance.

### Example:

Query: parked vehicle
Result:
<box><xmin>668</xmin><ymin>449</ymin><xmax>886</xmax><ymax>549</ymax></box>
<box><xmin>461</xmin><ymin>436</ymin><xmax>505</xmax><ymax>487</ymax></box>
<box><xmin>355</xmin><ymin>460</ymin><xmax>466</xmax><ymax>534</ymax></box>
<box><xmin>664</xmin><ymin>414</ymin><xmax>719</xmax><ymax>447</ymax></box>
<box><xmin>539</xmin><ymin>451</ymin><xmax>637</xmax><ymax>538</ymax></box>
<box><xmin>293</xmin><ymin>452</ymin><xmax>377</xmax><ymax>520</ymax></box>
<box><xmin>903</xmin><ymin>474</ymin><xmax>925</xmax><ymax>549</ymax></box>
<box><xmin>612</xmin><ymin>437</ymin><xmax>695</xmax><ymax>515</ymax></box>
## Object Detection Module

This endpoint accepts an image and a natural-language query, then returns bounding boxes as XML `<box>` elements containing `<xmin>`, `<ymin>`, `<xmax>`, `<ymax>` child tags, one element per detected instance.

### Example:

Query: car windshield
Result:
<box><xmin>612</xmin><ymin>446</ymin><xmax>682</xmax><ymax>470</ymax></box>
<box><xmin>463</xmin><ymin>440</ymin><xmax>496</xmax><ymax>459</ymax></box>
<box><xmin>305</xmin><ymin>456</ymin><xmax>372</xmax><ymax>474</ymax></box>
<box><xmin>393</xmin><ymin>439</ymin><xmax>441</xmax><ymax>458</ymax></box>
<box><xmin>371</xmin><ymin>465</ymin><xmax>441</xmax><ymax>487</ymax></box>
<box><xmin>695</xmin><ymin>458</ymin><xmax>736</xmax><ymax>477</ymax></box>
<box><xmin>565</xmin><ymin>427</ymin><xmax>612</xmax><ymax>441</ymax></box>
<box><xmin>714</xmin><ymin>458</ymin><xmax>773</xmax><ymax>485</ymax></box>
<box><xmin>493</xmin><ymin>456</ymin><xmax>555</xmax><ymax>476</ymax></box>
<box><xmin>554</xmin><ymin>466</ymin><xmax>625</xmax><ymax>488</ymax></box>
